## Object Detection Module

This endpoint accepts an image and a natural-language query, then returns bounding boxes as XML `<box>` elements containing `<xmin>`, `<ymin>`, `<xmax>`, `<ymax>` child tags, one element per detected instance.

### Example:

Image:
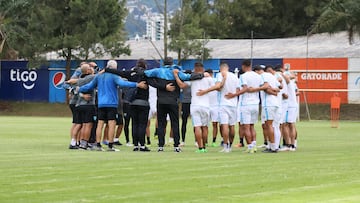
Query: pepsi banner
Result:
<box><xmin>49</xmin><ymin>70</ymin><xmax>66</xmax><ymax>103</ymax></box>
<box><xmin>0</xmin><ymin>61</ymin><xmax>49</xmax><ymax>101</ymax></box>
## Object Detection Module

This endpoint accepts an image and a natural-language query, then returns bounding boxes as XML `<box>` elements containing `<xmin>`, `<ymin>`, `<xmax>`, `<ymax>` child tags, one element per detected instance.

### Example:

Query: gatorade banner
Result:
<box><xmin>283</xmin><ymin>58</ymin><xmax>348</xmax><ymax>104</ymax></box>
<box><xmin>0</xmin><ymin>61</ymin><xmax>49</xmax><ymax>101</ymax></box>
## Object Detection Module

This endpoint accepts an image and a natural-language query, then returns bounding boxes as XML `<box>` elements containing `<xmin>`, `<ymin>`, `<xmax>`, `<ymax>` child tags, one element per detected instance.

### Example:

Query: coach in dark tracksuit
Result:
<box><xmin>144</xmin><ymin>57</ymin><xmax>205</xmax><ymax>152</ymax></box>
<box><xmin>105</xmin><ymin>59</ymin><xmax>154</xmax><ymax>152</ymax></box>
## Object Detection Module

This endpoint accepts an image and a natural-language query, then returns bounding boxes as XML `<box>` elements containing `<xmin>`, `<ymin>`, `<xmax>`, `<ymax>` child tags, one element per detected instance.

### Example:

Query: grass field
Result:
<box><xmin>0</xmin><ymin>116</ymin><xmax>360</xmax><ymax>203</ymax></box>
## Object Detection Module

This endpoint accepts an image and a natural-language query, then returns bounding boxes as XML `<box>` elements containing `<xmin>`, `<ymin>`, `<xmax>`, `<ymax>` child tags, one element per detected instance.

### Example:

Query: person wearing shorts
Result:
<box><xmin>198</xmin><ymin>63</ymin><xmax>238</xmax><ymax>153</ymax></box>
<box><xmin>206</xmin><ymin>69</ymin><xmax>220</xmax><ymax>147</ymax></box>
<box><xmin>79</xmin><ymin>60</ymin><xmax>147</xmax><ymax>152</ymax></box>
<box><xmin>254</xmin><ymin>66</ymin><xmax>281</xmax><ymax>153</ymax></box>
<box><xmin>285</xmin><ymin>75</ymin><xmax>298</xmax><ymax>151</ymax></box>
<box><xmin>173</xmin><ymin>62</ymin><xmax>213</xmax><ymax>152</ymax></box>
<box><xmin>227</xmin><ymin>60</ymin><xmax>268</xmax><ymax>153</ymax></box>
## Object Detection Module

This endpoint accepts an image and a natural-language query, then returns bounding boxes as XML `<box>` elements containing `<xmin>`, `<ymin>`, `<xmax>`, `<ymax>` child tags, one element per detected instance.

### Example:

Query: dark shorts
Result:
<box><xmin>98</xmin><ymin>107</ymin><xmax>117</xmax><ymax>121</ymax></box>
<box><xmin>78</xmin><ymin>105</ymin><xmax>96</xmax><ymax>124</ymax></box>
<box><xmin>116</xmin><ymin>113</ymin><xmax>124</xmax><ymax>125</ymax></box>
<box><xmin>70</xmin><ymin>104</ymin><xmax>81</xmax><ymax>124</ymax></box>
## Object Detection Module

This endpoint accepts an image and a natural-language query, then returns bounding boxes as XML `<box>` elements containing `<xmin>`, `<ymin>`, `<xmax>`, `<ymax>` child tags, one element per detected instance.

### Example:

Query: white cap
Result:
<box><xmin>107</xmin><ymin>60</ymin><xmax>117</xmax><ymax>69</ymax></box>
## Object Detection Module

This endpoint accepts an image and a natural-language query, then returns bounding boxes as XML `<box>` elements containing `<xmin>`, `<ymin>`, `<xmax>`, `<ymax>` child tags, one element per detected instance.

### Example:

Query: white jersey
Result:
<box><xmin>239</xmin><ymin>71</ymin><xmax>262</xmax><ymax>106</ymax></box>
<box><xmin>261</xmin><ymin>72</ymin><xmax>280</xmax><ymax>108</ymax></box>
<box><xmin>287</xmin><ymin>80</ymin><xmax>298</xmax><ymax>108</ymax></box>
<box><xmin>148</xmin><ymin>86</ymin><xmax>157</xmax><ymax>110</ymax></box>
<box><xmin>187</xmin><ymin>77</ymin><xmax>214</xmax><ymax>108</ymax></box>
<box><xmin>274</xmin><ymin>72</ymin><xmax>284</xmax><ymax>108</ymax></box>
<box><xmin>208</xmin><ymin>78</ymin><xmax>219</xmax><ymax>107</ymax></box>
<box><xmin>216</xmin><ymin>72</ymin><xmax>239</xmax><ymax>107</ymax></box>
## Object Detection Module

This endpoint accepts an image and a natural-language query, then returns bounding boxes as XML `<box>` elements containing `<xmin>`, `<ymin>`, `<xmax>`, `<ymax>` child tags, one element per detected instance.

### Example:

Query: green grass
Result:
<box><xmin>0</xmin><ymin>116</ymin><xmax>360</xmax><ymax>203</ymax></box>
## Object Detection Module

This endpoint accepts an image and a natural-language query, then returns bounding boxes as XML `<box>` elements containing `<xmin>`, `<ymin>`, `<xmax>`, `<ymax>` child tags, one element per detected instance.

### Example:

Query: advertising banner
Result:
<box><xmin>283</xmin><ymin>58</ymin><xmax>348</xmax><ymax>104</ymax></box>
<box><xmin>0</xmin><ymin>61</ymin><xmax>49</xmax><ymax>101</ymax></box>
<box><xmin>348</xmin><ymin>58</ymin><xmax>360</xmax><ymax>104</ymax></box>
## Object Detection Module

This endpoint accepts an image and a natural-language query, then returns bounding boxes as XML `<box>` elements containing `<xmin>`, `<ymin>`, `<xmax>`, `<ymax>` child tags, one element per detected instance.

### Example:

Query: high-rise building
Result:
<box><xmin>146</xmin><ymin>14</ymin><xmax>165</xmax><ymax>41</ymax></box>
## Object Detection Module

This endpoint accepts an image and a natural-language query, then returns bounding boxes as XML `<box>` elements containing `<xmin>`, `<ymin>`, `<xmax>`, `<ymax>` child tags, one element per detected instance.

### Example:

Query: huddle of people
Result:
<box><xmin>65</xmin><ymin>57</ymin><xmax>298</xmax><ymax>153</ymax></box>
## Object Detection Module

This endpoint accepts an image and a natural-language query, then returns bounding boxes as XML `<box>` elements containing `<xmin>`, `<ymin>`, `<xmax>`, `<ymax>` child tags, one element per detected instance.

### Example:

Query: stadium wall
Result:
<box><xmin>1</xmin><ymin>58</ymin><xmax>359</xmax><ymax>104</ymax></box>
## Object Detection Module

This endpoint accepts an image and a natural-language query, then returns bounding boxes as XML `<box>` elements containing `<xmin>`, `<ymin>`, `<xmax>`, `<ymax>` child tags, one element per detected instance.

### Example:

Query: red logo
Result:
<box><xmin>53</xmin><ymin>72</ymin><xmax>66</xmax><ymax>89</ymax></box>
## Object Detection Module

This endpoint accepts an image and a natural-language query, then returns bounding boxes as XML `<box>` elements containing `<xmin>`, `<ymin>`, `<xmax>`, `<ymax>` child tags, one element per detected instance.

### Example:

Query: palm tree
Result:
<box><xmin>311</xmin><ymin>0</ymin><xmax>360</xmax><ymax>44</ymax></box>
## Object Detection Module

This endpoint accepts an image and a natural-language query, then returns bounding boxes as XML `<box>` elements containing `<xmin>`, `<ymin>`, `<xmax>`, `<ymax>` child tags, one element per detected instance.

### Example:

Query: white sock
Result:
<box><xmin>252</xmin><ymin>141</ymin><xmax>257</xmax><ymax>147</ymax></box>
<box><xmin>71</xmin><ymin>139</ymin><xmax>76</xmax><ymax>146</ymax></box>
<box><xmin>270</xmin><ymin>143</ymin><xmax>276</xmax><ymax>151</ymax></box>
<box><xmin>248</xmin><ymin>143</ymin><xmax>253</xmax><ymax>149</ymax></box>
<box><xmin>114</xmin><ymin>138</ymin><xmax>119</xmax><ymax>142</ymax></box>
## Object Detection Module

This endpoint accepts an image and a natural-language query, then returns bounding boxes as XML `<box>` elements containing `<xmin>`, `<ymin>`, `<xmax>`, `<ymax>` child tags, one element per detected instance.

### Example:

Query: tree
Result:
<box><xmin>311</xmin><ymin>0</ymin><xmax>360</xmax><ymax>44</ymax></box>
<box><xmin>8</xmin><ymin>0</ymin><xmax>130</xmax><ymax>78</ymax></box>
<box><xmin>194</xmin><ymin>0</ymin><xmax>329</xmax><ymax>39</ymax></box>
<box><xmin>169</xmin><ymin>0</ymin><xmax>211</xmax><ymax>64</ymax></box>
<box><xmin>0</xmin><ymin>0</ymin><xmax>30</xmax><ymax>59</ymax></box>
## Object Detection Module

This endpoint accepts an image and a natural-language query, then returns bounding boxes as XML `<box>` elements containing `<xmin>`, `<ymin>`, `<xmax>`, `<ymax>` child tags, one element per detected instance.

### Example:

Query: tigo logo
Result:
<box><xmin>53</xmin><ymin>72</ymin><xmax>66</xmax><ymax>89</ymax></box>
<box><xmin>10</xmin><ymin>69</ymin><xmax>38</xmax><ymax>90</ymax></box>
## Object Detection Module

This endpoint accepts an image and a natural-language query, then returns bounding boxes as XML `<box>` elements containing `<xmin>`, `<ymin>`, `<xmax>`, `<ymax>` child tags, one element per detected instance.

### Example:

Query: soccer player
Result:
<box><xmin>180</xmin><ymin>70</ymin><xmax>192</xmax><ymax>147</ymax></box>
<box><xmin>71</xmin><ymin>64</ymin><xmax>96</xmax><ymax>150</ymax></box>
<box><xmin>65</xmin><ymin>62</ymin><xmax>85</xmax><ymax>149</ymax></box>
<box><xmin>146</xmin><ymin>85</ymin><xmax>158</xmax><ymax>146</ymax></box>
<box><xmin>265</xmin><ymin>65</ymin><xmax>285</xmax><ymax>151</ymax></box>
<box><xmin>254</xmin><ymin>65</ymin><xmax>281</xmax><ymax>153</ymax></box>
<box><xmin>79</xmin><ymin>60</ymin><xmax>147</xmax><ymax>151</ymax></box>
<box><xmin>205</xmin><ymin>69</ymin><xmax>220</xmax><ymax>147</ymax></box>
<box><xmin>197</xmin><ymin>62</ymin><xmax>237</xmax><ymax>153</ymax></box>
<box><xmin>285</xmin><ymin>74</ymin><xmax>298</xmax><ymax>151</ymax></box>
<box><xmin>226</xmin><ymin>60</ymin><xmax>269</xmax><ymax>153</ymax></box>
<box><xmin>144</xmin><ymin>57</ymin><xmax>207</xmax><ymax>152</ymax></box>
<box><xmin>173</xmin><ymin>62</ymin><xmax>214</xmax><ymax>152</ymax></box>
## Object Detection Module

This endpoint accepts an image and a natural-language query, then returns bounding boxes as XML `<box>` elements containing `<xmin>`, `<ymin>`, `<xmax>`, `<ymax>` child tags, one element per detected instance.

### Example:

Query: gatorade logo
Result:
<box><xmin>53</xmin><ymin>72</ymin><xmax>66</xmax><ymax>89</ymax></box>
<box><xmin>10</xmin><ymin>69</ymin><xmax>38</xmax><ymax>90</ymax></box>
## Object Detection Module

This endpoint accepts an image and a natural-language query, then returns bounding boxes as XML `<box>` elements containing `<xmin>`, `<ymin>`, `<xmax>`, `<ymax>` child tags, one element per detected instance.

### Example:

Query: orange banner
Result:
<box><xmin>283</xmin><ymin>58</ymin><xmax>348</xmax><ymax>104</ymax></box>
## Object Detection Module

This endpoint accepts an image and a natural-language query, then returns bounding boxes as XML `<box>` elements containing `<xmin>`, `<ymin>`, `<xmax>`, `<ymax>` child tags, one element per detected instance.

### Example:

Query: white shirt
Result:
<box><xmin>239</xmin><ymin>71</ymin><xmax>262</xmax><ymax>106</ymax></box>
<box><xmin>208</xmin><ymin>78</ymin><xmax>219</xmax><ymax>107</ymax></box>
<box><xmin>148</xmin><ymin>86</ymin><xmax>157</xmax><ymax>109</ymax></box>
<box><xmin>287</xmin><ymin>80</ymin><xmax>298</xmax><ymax>108</ymax></box>
<box><xmin>261</xmin><ymin>72</ymin><xmax>280</xmax><ymax>108</ymax></box>
<box><xmin>186</xmin><ymin>77</ymin><xmax>214</xmax><ymax>108</ymax></box>
<box><xmin>216</xmin><ymin>72</ymin><xmax>239</xmax><ymax>107</ymax></box>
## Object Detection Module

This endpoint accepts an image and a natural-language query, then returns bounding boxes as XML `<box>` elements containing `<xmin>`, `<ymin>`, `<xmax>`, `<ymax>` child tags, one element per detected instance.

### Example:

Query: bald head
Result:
<box><xmin>80</xmin><ymin>63</ymin><xmax>90</xmax><ymax>74</ymax></box>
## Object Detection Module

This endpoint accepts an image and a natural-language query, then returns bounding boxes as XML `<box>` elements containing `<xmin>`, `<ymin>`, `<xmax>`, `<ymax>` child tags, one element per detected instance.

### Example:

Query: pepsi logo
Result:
<box><xmin>53</xmin><ymin>72</ymin><xmax>66</xmax><ymax>89</ymax></box>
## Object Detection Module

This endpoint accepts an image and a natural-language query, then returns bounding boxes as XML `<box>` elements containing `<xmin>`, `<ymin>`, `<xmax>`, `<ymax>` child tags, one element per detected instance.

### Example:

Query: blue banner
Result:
<box><xmin>0</xmin><ymin>61</ymin><xmax>49</xmax><ymax>101</ymax></box>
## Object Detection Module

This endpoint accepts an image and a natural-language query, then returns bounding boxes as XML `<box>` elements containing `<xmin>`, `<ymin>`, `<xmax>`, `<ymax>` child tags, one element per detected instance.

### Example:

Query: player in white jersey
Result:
<box><xmin>146</xmin><ymin>86</ymin><xmax>158</xmax><ymax>146</ymax></box>
<box><xmin>173</xmin><ymin>62</ymin><xmax>214</xmax><ymax>152</ymax></box>
<box><xmin>206</xmin><ymin>69</ymin><xmax>221</xmax><ymax>147</ymax></box>
<box><xmin>198</xmin><ymin>62</ymin><xmax>238</xmax><ymax>153</ymax></box>
<box><xmin>226</xmin><ymin>60</ymin><xmax>268</xmax><ymax>153</ymax></box>
<box><xmin>265</xmin><ymin>65</ymin><xmax>286</xmax><ymax>151</ymax></box>
<box><xmin>254</xmin><ymin>65</ymin><xmax>281</xmax><ymax>153</ymax></box>
<box><xmin>285</xmin><ymin>73</ymin><xmax>298</xmax><ymax>151</ymax></box>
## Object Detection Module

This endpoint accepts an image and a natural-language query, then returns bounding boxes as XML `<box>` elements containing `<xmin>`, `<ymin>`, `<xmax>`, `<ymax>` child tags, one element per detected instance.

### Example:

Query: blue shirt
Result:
<box><xmin>79</xmin><ymin>73</ymin><xmax>137</xmax><ymax>108</ymax></box>
<box><xmin>144</xmin><ymin>65</ymin><xmax>191</xmax><ymax>81</ymax></box>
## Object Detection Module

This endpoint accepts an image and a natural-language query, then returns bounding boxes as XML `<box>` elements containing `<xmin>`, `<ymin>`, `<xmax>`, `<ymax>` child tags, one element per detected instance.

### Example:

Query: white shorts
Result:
<box><xmin>148</xmin><ymin>107</ymin><xmax>157</xmax><ymax>120</ymax></box>
<box><xmin>239</xmin><ymin>105</ymin><xmax>259</xmax><ymax>124</ymax></box>
<box><xmin>210</xmin><ymin>106</ymin><xmax>220</xmax><ymax>122</ymax></box>
<box><xmin>261</xmin><ymin>106</ymin><xmax>280</xmax><ymax>122</ymax></box>
<box><xmin>191</xmin><ymin>106</ymin><xmax>210</xmax><ymax>127</ymax></box>
<box><xmin>219</xmin><ymin>106</ymin><xmax>237</xmax><ymax>126</ymax></box>
<box><xmin>281</xmin><ymin>102</ymin><xmax>288</xmax><ymax>124</ymax></box>
<box><xmin>285</xmin><ymin>107</ymin><xmax>297</xmax><ymax>123</ymax></box>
